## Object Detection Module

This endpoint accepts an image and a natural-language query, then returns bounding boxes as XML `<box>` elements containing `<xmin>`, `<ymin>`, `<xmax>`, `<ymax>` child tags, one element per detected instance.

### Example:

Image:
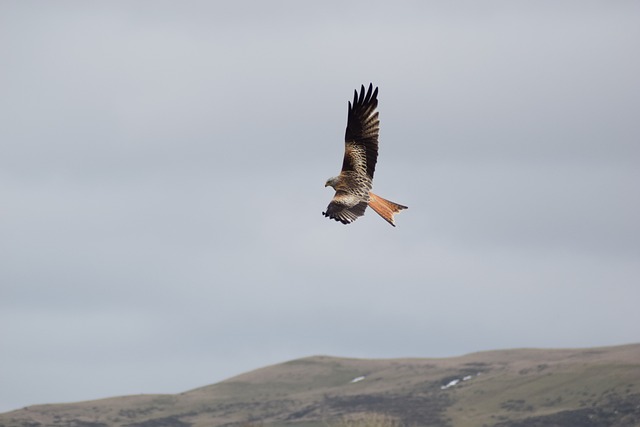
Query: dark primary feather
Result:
<box><xmin>342</xmin><ymin>83</ymin><xmax>379</xmax><ymax>179</ymax></box>
<box><xmin>323</xmin><ymin>198</ymin><xmax>368</xmax><ymax>225</ymax></box>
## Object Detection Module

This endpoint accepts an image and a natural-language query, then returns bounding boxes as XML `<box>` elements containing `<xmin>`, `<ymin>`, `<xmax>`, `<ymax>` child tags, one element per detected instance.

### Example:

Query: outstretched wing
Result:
<box><xmin>342</xmin><ymin>83</ymin><xmax>379</xmax><ymax>179</ymax></box>
<box><xmin>322</xmin><ymin>192</ymin><xmax>368</xmax><ymax>225</ymax></box>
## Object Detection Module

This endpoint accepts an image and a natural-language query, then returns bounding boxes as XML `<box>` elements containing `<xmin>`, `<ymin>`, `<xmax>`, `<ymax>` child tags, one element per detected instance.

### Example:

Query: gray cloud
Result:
<box><xmin>1</xmin><ymin>0</ymin><xmax>639</xmax><ymax>413</ymax></box>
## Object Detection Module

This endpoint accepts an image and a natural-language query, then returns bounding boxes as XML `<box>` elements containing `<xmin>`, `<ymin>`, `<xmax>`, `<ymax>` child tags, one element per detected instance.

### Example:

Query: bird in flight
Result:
<box><xmin>323</xmin><ymin>84</ymin><xmax>407</xmax><ymax>226</ymax></box>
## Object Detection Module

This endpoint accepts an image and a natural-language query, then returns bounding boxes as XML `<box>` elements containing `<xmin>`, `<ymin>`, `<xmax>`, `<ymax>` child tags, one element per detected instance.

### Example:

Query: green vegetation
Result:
<box><xmin>332</xmin><ymin>413</ymin><xmax>402</xmax><ymax>427</ymax></box>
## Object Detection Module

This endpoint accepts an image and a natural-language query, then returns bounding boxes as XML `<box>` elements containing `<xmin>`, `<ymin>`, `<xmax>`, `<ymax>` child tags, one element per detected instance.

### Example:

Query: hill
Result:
<box><xmin>1</xmin><ymin>344</ymin><xmax>640</xmax><ymax>427</ymax></box>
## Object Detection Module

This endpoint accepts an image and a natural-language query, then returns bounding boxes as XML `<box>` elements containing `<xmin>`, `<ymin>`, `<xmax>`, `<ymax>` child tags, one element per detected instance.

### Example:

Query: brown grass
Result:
<box><xmin>1</xmin><ymin>343</ymin><xmax>638</xmax><ymax>427</ymax></box>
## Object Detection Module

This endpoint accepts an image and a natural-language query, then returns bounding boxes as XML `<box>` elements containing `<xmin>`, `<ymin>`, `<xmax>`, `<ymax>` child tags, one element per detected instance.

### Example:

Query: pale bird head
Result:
<box><xmin>325</xmin><ymin>176</ymin><xmax>339</xmax><ymax>189</ymax></box>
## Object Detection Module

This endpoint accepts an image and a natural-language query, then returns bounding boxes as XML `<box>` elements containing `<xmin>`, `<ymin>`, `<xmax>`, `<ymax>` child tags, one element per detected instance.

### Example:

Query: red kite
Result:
<box><xmin>323</xmin><ymin>84</ymin><xmax>407</xmax><ymax>226</ymax></box>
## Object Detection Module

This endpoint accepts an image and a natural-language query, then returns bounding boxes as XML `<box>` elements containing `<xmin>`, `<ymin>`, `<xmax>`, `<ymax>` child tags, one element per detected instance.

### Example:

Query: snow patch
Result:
<box><xmin>441</xmin><ymin>373</ymin><xmax>476</xmax><ymax>390</ymax></box>
<box><xmin>440</xmin><ymin>379</ymin><xmax>460</xmax><ymax>390</ymax></box>
<box><xmin>350</xmin><ymin>376</ymin><xmax>366</xmax><ymax>383</ymax></box>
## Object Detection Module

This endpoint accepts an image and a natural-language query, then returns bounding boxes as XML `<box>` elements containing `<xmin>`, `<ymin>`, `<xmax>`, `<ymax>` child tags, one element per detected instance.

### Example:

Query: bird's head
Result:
<box><xmin>325</xmin><ymin>176</ymin><xmax>339</xmax><ymax>189</ymax></box>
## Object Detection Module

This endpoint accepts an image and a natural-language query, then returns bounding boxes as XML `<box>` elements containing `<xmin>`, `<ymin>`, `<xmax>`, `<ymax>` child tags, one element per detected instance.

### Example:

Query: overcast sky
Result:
<box><xmin>1</xmin><ymin>0</ymin><xmax>639</xmax><ymax>413</ymax></box>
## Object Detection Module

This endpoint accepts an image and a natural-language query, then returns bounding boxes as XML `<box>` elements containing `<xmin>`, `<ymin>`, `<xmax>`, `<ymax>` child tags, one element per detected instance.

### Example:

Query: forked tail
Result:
<box><xmin>368</xmin><ymin>192</ymin><xmax>408</xmax><ymax>227</ymax></box>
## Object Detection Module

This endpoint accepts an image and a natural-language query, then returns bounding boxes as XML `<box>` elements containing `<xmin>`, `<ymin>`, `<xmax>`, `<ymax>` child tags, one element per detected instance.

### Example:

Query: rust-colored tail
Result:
<box><xmin>368</xmin><ymin>192</ymin><xmax>408</xmax><ymax>227</ymax></box>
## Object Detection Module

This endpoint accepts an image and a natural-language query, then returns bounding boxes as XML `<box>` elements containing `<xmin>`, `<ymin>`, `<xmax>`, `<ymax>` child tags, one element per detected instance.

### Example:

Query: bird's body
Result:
<box><xmin>323</xmin><ymin>84</ymin><xmax>407</xmax><ymax>226</ymax></box>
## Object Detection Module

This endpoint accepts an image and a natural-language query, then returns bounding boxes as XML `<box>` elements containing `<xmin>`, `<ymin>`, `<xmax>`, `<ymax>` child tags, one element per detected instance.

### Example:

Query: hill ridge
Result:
<box><xmin>2</xmin><ymin>343</ymin><xmax>639</xmax><ymax>427</ymax></box>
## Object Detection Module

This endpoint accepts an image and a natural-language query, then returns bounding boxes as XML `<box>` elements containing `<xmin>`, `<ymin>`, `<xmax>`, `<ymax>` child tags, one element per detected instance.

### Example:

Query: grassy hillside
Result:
<box><xmin>1</xmin><ymin>344</ymin><xmax>639</xmax><ymax>427</ymax></box>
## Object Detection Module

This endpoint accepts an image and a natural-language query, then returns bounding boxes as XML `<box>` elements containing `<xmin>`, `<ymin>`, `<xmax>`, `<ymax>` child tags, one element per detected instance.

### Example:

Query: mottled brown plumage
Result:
<box><xmin>323</xmin><ymin>84</ymin><xmax>407</xmax><ymax>226</ymax></box>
